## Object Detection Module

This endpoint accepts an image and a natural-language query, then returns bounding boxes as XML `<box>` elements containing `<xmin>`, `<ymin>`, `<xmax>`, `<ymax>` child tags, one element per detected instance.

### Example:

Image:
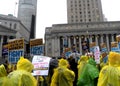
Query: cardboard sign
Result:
<box><xmin>9</xmin><ymin>49</ymin><xmax>24</xmax><ymax>63</ymax></box>
<box><xmin>30</xmin><ymin>39</ymin><xmax>43</xmax><ymax>47</ymax></box>
<box><xmin>111</xmin><ymin>42</ymin><xmax>120</xmax><ymax>53</ymax></box>
<box><xmin>30</xmin><ymin>45</ymin><xmax>44</xmax><ymax>55</ymax></box>
<box><xmin>8</xmin><ymin>38</ymin><xmax>24</xmax><ymax>63</ymax></box>
<box><xmin>32</xmin><ymin>55</ymin><xmax>51</xmax><ymax>76</ymax></box>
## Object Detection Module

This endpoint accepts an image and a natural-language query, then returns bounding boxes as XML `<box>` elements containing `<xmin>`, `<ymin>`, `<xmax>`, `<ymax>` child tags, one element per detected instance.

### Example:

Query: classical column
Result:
<box><xmin>79</xmin><ymin>36</ymin><xmax>82</xmax><ymax>54</ymax></box>
<box><xmin>0</xmin><ymin>35</ymin><xmax>3</xmax><ymax>57</ymax></box>
<box><xmin>57</xmin><ymin>37</ymin><xmax>60</xmax><ymax>56</ymax></box>
<box><xmin>111</xmin><ymin>35</ymin><xmax>114</xmax><ymax>42</ymax></box>
<box><xmin>89</xmin><ymin>35</ymin><xmax>92</xmax><ymax>43</ymax></box>
<box><xmin>84</xmin><ymin>36</ymin><xmax>87</xmax><ymax>41</ymax></box>
<box><xmin>54</xmin><ymin>37</ymin><xmax>58</xmax><ymax>57</ymax></box>
<box><xmin>7</xmin><ymin>36</ymin><xmax>9</xmax><ymax>42</ymax></box>
<box><xmin>73</xmin><ymin>36</ymin><xmax>76</xmax><ymax>45</ymax></box>
<box><xmin>95</xmin><ymin>35</ymin><xmax>98</xmax><ymax>46</ymax></box>
<box><xmin>106</xmin><ymin>34</ymin><xmax>110</xmax><ymax>51</ymax></box>
<box><xmin>62</xmin><ymin>36</ymin><xmax>64</xmax><ymax>47</ymax></box>
<box><xmin>100</xmin><ymin>35</ymin><xmax>103</xmax><ymax>43</ymax></box>
<box><xmin>52</xmin><ymin>37</ymin><xmax>55</xmax><ymax>57</ymax></box>
<box><xmin>68</xmin><ymin>36</ymin><xmax>71</xmax><ymax>48</ymax></box>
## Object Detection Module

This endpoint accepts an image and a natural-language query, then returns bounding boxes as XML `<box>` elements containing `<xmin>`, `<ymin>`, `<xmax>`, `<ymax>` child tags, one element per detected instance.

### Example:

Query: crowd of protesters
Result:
<box><xmin>0</xmin><ymin>51</ymin><xmax>120</xmax><ymax>86</ymax></box>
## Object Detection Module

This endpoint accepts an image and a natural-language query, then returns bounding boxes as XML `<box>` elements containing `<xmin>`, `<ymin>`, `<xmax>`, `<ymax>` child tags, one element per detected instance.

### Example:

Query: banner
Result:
<box><xmin>32</xmin><ymin>55</ymin><xmax>51</xmax><ymax>76</ymax></box>
<box><xmin>8</xmin><ymin>38</ymin><xmax>24</xmax><ymax>63</ymax></box>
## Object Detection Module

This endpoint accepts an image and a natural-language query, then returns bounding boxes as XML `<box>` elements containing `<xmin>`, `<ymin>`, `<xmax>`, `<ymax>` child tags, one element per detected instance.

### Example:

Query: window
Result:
<box><xmin>10</xmin><ymin>23</ymin><xmax>12</xmax><ymax>29</ymax></box>
<box><xmin>14</xmin><ymin>23</ymin><xmax>17</xmax><ymax>29</ymax></box>
<box><xmin>89</xmin><ymin>19</ymin><xmax>91</xmax><ymax>21</ymax></box>
<box><xmin>5</xmin><ymin>22</ymin><xmax>7</xmax><ymax>24</ymax></box>
<box><xmin>88</xmin><ymin>11</ymin><xmax>90</xmax><ymax>14</ymax></box>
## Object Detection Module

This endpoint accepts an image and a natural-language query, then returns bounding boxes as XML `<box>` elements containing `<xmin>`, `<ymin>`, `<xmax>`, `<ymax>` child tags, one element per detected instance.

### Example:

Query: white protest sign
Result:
<box><xmin>94</xmin><ymin>46</ymin><xmax>100</xmax><ymax>64</ymax></box>
<box><xmin>32</xmin><ymin>55</ymin><xmax>51</xmax><ymax>76</ymax></box>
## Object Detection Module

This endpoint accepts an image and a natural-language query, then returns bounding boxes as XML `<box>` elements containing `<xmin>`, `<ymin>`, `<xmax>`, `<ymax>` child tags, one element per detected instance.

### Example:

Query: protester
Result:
<box><xmin>77</xmin><ymin>55</ymin><xmax>88</xmax><ymax>78</ymax></box>
<box><xmin>68</xmin><ymin>56</ymin><xmax>78</xmax><ymax>86</ymax></box>
<box><xmin>50</xmin><ymin>58</ymin><xmax>75</xmax><ymax>86</ymax></box>
<box><xmin>7</xmin><ymin>57</ymin><xmax>37</xmax><ymax>86</ymax></box>
<box><xmin>100</xmin><ymin>52</ymin><xmax>108</xmax><ymax>69</ymax></box>
<box><xmin>97</xmin><ymin>51</ymin><xmax>120</xmax><ymax>86</ymax></box>
<box><xmin>0</xmin><ymin>64</ymin><xmax>12</xmax><ymax>86</ymax></box>
<box><xmin>77</xmin><ymin>57</ymin><xmax>99</xmax><ymax>86</ymax></box>
<box><xmin>47</xmin><ymin>57</ymin><xmax>58</xmax><ymax>86</ymax></box>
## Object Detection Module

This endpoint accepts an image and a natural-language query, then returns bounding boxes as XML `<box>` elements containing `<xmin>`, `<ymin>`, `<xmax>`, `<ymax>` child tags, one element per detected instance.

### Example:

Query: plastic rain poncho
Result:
<box><xmin>77</xmin><ymin>55</ymin><xmax>88</xmax><ymax>78</ymax></box>
<box><xmin>0</xmin><ymin>64</ymin><xmax>12</xmax><ymax>86</ymax></box>
<box><xmin>50</xmin><ymin>59</ymin><xmax>75</xmax><ymax>86</ymax></box>
<box><xmin>77</xmin><ymin>58</ymin><xmax>99</xmax><ymax>86</ymax></box>
<box><xmin>98</xmin><ymin>52</ymin><xmax>120</xmax><ymax>86</ymax></box>
<box><xmin>7</xmin><ymin>57</ymin><xmax>37</xmax><ymax>86</ymax></box>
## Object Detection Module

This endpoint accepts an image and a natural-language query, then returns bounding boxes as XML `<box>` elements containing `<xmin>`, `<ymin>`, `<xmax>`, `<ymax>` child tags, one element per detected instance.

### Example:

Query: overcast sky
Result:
<box><xmin>0</xmin><ymin>0</ymin><xmax>120</xmax><ymax>39</ymax></box>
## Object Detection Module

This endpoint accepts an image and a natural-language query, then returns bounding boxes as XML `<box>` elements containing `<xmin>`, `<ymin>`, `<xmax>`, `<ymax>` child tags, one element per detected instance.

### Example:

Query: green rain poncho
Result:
<box><xmin>77</xmin><ymin>58</ymin><xmax>99</xmax><ymax>86</ymax></box>
<box><xmin>50</xmin><ymin>59</ymin><xmax>75</xmax><ymax>86</ymax></box>
<box><xmin>98</xmin><ymin>52</ymin><xmax>120</xmax><ymax>86</ymax></box>
<box><xmin>7</xmin><ymin>57</ymin><xmax>37</xmax><ymax>86</ymax></box>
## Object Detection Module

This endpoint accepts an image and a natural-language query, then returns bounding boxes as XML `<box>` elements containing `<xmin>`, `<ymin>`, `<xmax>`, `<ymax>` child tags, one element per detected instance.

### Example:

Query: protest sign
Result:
<box><xmin>94</xmin><ymin>46</ymin><xmax>100</xmax><ymax>64</ymax></box>
<box><xmin>32</xmin><ymin>55</ymin><xmax>51</xmax><ymax>76</ymax></box>
<box><xmin>8</xmin><ymin>38</ymin><xmax>24</xmax><ymax>63</ymax></box>
<box><xmin>100</xmin><ymin>43</ymin><xmax>107</xmax><ymax>53</ymax></box>
<box><xmin>30</xmin><ymin>45</ymin><xmax>44</xmax><ymax>55</ymax></box>
<box><xmin>30</xmin><ymin>39</ymin><xmax>44</xmax><ymax>55</ymax></box>
<box><xmin>111</xmin><ymin>42</ymin><xmax>120</xmax><ymax>53</ymax></box>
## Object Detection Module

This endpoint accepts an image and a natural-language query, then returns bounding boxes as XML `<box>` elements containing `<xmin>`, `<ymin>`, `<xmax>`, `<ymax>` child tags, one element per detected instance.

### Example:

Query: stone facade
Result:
<box><xmin>45</xmin><ymin>21</ymin><xmax>120</xmax><ymax>57</ymax></box>
<box><xmin>67</xmin><ymin>0</ymin><xmax>104</xmax><ymax>23</ymax></box>
<box><xmin>0</xmin><ymin>24</ymin><xmax>16</xmax><ymax>57</ymax></box>
<box><xmin>0</xmin><ymin>14</ymin><xmax>30</xmax><ymax>43</ymax></box>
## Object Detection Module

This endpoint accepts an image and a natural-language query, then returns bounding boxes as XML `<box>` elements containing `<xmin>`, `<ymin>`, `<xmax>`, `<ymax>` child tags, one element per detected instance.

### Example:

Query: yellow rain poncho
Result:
<box><xmin>7</xmin><ymin>57</ymin><xmax>37</xmax><ymax>86</ymax></box>
<box><xmin>0</xmin><ymin>64</ymin><xmax>12</xmax><ymax>86</ymax></box>
<box><xmin>77</xmin><ymin>55</ymin><xmax>88</xmax><ymax>78</ymax></box>
<box><xmin>50</xmin><ymin>59</ymin><xmax>75</xmax><ymax>86</ymax></box>
<box><xmin>98</xmin><ymin>52</ymin><xmax>120</xmax><ymax>86</ymax></box>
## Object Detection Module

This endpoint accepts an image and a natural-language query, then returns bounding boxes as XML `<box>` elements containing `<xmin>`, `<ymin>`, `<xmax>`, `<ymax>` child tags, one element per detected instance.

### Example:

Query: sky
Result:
<box><xmin>0</xmin><ymin>0</ymin><xmax>120</xmax><ymax>40</ymax></box>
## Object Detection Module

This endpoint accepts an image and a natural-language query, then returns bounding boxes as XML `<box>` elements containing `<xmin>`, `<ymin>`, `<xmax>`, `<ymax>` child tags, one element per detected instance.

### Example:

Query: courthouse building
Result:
<box><xmin>0</xmin><ymin>0</ymin><xmax>38</xmax><ymax>57</ymax></box>
<box><xmin>45</xmin><ymin>0</ymin><xmax>120</xmax><ymax>57</ymax></box>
